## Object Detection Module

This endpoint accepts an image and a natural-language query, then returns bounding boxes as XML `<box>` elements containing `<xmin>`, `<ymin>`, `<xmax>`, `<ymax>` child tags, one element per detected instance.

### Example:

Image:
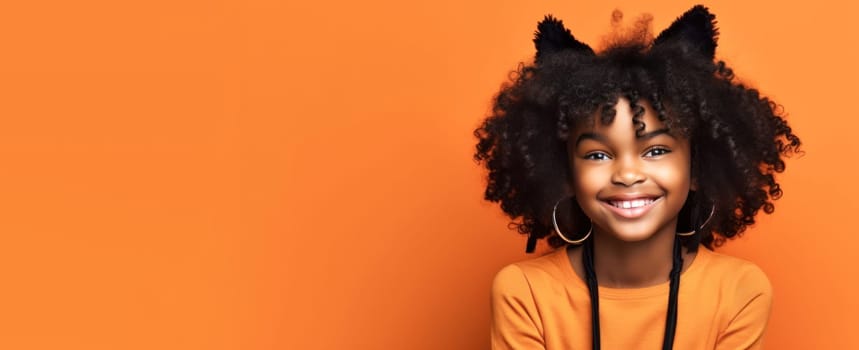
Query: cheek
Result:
<box><xmin>653</xmin><ymin>165</ymin><xmax>691</xmax><ymax>187</ymax></box>
<box><xmin>570</xmin><ymin>164</ymin><xmax>605</xmax><ymax>197</ymax></box>
<box><xmin>651</xmin><ymin>155</ymin><xmax>693</xmax><ymax>194</ymax></box>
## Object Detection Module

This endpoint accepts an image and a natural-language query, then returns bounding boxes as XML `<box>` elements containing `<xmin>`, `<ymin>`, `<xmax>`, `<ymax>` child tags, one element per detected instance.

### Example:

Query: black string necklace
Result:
<box><xmin>582</xmin><ymin>235</ymin><xmax>684</xmax><ymax>350</ymax></box>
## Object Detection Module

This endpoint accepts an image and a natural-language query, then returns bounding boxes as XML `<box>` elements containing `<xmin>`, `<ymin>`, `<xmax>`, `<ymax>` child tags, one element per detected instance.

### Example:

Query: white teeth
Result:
<box><xmin>610</xmin><ymin>198</ymin><xmax>655</xmax><ymax>209</ymax></box>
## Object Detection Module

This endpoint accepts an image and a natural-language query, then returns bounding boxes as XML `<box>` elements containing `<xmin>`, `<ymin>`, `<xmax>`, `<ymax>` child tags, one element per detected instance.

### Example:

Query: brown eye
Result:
<box><xmin>644</xmin><ymin>147</ymin><xmax>671</xmax><ymax>157</ymax></box>
<box><xmin>584</xmin><ymin>152</ymin><xmax>610</xmax><ymax>161</ymax></box>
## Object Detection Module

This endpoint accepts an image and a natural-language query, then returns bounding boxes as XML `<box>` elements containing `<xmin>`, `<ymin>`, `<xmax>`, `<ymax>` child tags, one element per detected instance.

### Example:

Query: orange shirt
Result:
<box><xmin>490</xmin><ymin>244</ymin><xmax>773</xmax><ymax>349</ymax></box>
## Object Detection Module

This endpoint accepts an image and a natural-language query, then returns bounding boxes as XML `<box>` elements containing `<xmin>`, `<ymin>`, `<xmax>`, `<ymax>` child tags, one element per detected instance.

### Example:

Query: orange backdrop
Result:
<box><xmin>0</xmin><ymin>0</ymin><xmax>855</xmax><ymax>349</ymax></box>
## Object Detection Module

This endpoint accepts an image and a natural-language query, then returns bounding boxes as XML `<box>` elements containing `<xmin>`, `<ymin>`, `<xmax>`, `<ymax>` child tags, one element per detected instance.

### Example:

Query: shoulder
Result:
<box><xmin>697</xmin><ymin>249</ymin><xmax>776</xmax><ymax>346</ymax></box>
<box><xmin>490</xmin><ymin>256</ymin><xmax>557</xmax><ymax>347</ymax></box>
<box><xmin>491</xmin><ymin>264</ymin><xmax>530</xmax><ymax>299</ymax></box>
<box><xmin>491</xmin><ymin>248</ymin><xmax>569</xmax><ymax>299</ymax></box>
<box><xmin>701</xmin><ymin>248</ymin><xmax>773</xmax><ymax>297</ymax></box>
<box><xmin>698</xmin><ymin>248</ymin><xmax>774</xmax><ymax>324</ymax></box>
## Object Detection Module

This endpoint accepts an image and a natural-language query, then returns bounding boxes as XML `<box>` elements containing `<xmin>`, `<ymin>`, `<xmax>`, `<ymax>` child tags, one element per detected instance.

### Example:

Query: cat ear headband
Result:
<box><xmin>533</xmin><ymin>4</ymin><xmax>718</xmax><ymax>63</ymax></box>
<box><xmin>526</xmin><ymin>4</ymin><xmax>718</xmax><ymax>253</ymax></box>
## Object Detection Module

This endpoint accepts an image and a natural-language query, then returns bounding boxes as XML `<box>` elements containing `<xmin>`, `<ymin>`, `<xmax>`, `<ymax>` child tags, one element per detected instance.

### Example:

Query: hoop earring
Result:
<box><xmin>552</xmin><ymin>196</ymin><xmax>592</xmax><ymax>245</ymax></box>
<box><xmin>677</xmin><ymin>205</ymin><xmax>715</xmax><ymax>236</ymax></box>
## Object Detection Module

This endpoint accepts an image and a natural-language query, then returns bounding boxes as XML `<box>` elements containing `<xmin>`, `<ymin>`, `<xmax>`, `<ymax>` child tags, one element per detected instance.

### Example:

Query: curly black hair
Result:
<box><xmin>473</xmin><ymin>5</ymin><xmax>802</xmax><ymax>253</ymax></box>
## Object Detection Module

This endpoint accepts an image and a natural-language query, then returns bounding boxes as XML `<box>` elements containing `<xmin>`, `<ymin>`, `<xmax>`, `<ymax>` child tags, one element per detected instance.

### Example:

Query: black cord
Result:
<box><xmin>583</xmin><ymin>236</ymin><xmax>684</xmax><ymax>350</ymax></box>
<box><xmin>662</xmin><ymin>236</ymin><xmax>683</xmax><ymax>349</ymax></box>
<box><xmin>583</xmin><ymin>238</ymin><xmax>600</xmax><ymax>349</ymax></box>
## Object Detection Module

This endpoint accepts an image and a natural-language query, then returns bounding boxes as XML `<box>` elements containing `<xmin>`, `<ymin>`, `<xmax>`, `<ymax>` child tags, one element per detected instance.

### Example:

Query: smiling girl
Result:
<box><xmin>473</xmin><ymin>5</ymin><xmax>801</xmax><ymax>350</ymax></box>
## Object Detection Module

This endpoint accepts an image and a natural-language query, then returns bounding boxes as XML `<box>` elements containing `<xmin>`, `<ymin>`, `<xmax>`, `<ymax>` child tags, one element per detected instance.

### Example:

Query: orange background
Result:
<box><xmin>0</xmin><ymin>0</ymin><xmax>855</xmax><ymax>349</ymax></box>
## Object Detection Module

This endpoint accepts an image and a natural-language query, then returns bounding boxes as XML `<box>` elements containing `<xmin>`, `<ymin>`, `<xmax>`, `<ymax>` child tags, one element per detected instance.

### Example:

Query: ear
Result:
<box><xmin>533</xmin><ymin>15</ymin><xmax>594</xmax><ymax>62</ymax></box>
<box><xmin>653</xmin><ymin>5</ymin><xmax>718</xmax><ymax>60</ymax></box>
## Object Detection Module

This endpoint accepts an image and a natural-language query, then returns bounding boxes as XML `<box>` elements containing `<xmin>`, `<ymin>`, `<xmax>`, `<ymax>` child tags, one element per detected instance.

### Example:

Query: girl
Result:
<box><xmin>473</xmin><ymin>5</ymin><xmax>801</xmax><ymax>350</ymax></box>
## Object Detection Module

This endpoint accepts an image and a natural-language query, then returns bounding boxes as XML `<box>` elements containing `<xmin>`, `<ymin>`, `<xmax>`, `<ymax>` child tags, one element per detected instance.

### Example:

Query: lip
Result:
<box><xmin>601</xmin><ymin>193</ymin><xmax>661</xmax><ymax>201</ymax></box>
<box><xmin>600</xmin><ymin>196</ymin><xmax>663</xmax><ymax>219</ymax></box>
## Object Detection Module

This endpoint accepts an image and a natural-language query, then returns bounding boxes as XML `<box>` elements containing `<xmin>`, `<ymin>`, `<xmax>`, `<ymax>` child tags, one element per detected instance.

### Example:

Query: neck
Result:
<box><xmin>591</xmin><ymin>224</ymin><xmax>678</xmax><ymax>288</ymax></box>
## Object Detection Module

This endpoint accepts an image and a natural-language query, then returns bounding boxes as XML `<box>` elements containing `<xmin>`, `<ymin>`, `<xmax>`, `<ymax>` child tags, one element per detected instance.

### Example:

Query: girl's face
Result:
<box><xmin>568</xmin><ymin>97</ymin><xmax>693</xmax><ymax>243</ymax></box>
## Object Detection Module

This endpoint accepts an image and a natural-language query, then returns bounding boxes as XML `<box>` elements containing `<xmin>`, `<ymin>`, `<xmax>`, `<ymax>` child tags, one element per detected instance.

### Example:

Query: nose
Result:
<box><xmin>611</xmin><ymin>156</ymin><xmax>645</xmax><ymax>187</ymax></box>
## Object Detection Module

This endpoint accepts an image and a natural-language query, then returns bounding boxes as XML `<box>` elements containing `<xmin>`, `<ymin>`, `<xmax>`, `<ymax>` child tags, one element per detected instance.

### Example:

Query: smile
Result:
<box><xmin>600</xmin><ymin>196</ymin><xmax>663</xmax><ymax>219</ymax></box>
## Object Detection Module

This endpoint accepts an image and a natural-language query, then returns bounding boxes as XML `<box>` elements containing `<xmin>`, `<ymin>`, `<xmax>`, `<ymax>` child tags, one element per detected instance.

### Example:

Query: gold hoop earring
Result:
<box><xmin>677</xmin><ymin>205</ymin><xmax>715</xmax><ymax>236</ymax></box>
<box><xmin>552</xmin><ymin>196</ymin><xmax>592</xmax><ymax>244</ymax></box>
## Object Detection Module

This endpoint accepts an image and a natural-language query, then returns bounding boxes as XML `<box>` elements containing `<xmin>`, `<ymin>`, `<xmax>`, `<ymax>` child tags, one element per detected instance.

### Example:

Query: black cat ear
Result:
<box><xmin>653</xmin><ymin>5</ymin><xmax>718</xmax><ymax>60</ymax></box>
<box><xmin>534</xmin><ymin>15</ymin><xmax>594</xmax><ymax>62</ymax></box>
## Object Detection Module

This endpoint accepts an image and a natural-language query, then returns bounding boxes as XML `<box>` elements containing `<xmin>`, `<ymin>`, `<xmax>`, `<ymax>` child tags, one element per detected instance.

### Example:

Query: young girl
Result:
<box><xmin>473</xmin><ymin>5</ymin><xmax>801</xmax><ymax>350</ymax></box>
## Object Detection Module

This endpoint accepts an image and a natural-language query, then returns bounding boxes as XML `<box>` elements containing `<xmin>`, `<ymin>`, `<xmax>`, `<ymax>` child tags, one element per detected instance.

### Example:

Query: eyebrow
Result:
<box><xmin>575</xmin><ymin>128</ymin><xmax>673</xmax><ymax>147</ymax></box>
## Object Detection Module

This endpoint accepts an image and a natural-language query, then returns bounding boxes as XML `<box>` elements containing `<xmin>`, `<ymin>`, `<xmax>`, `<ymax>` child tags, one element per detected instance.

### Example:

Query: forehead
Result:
<box><xmin>572</xmin><ymin>97</ymin><xmax>667</xmax><ymax>136</ymax></box>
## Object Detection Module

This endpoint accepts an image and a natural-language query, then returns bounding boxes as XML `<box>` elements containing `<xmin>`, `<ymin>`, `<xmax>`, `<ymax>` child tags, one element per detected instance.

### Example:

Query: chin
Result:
<box><xmin>599</xmin><ymin>223</ymin><xmax>664</xmax><ymax>243</ymax></box>
<box><xmin>612</xmin><ymin>232</ymin><xmax>657</xmax><ymax>243</ymax></box>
